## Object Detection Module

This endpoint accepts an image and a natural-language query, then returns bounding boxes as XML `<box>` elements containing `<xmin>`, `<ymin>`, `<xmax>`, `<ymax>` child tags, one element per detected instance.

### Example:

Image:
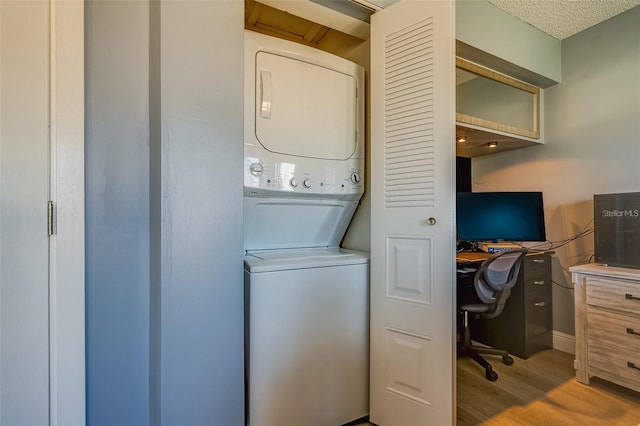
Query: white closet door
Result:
<box><xmin>1</xmin><ymin>1</ymin><xmax>84</xmax><ymax>424</ymax></box>
<box><xmin>369</xmin><ymin>1</ymin><xmax>456</xmax><ymax>425</ymax></box>
<box><xmin>1</xmin><ymin>1</ymin><xmax>51</xmax><ymax>424</ymax></box>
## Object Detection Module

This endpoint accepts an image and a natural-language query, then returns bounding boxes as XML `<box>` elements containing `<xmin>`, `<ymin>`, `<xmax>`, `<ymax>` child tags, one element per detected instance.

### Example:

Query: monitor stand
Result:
<box><xmin>479</xmin><ymin>241</ymin><xmax>522</xmax><ymax>254</ymax></box>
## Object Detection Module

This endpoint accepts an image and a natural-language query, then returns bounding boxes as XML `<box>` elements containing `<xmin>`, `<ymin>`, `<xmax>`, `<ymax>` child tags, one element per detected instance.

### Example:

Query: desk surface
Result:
<box><xmin>456</xmin><ymin>250</ymin><xmax>554</xmax><ymax>265</ymax></box>
<box><xmin>456</xmin><ymin>251</ymin><xmax>489</xmax><ymax>264</ymax></box>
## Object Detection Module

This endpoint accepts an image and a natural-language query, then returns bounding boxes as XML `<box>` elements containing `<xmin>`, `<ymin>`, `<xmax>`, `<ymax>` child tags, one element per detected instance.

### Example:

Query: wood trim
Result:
<box><xmin>573</xmin><ymin>273</ymin><xmax>589</xmax><ymax>384</ymax></box>
<box><xmin>456</xmin><ymin>112</ymin><xmax>539</xmax><ymax>140</ymax></box>
<box><xmin>552</xmin><ymin>330</ymin><xmax>576</xmax><ymax>355</ymax></box>
<box><xmin>257</xmin><ymin>0</ymin><xmax>370</xmax><ymax>40</ymax></box>
<box><xmin>456</xmin><ymin>57</ymin><xmax>538</xmax><ymax>94</ymax></box>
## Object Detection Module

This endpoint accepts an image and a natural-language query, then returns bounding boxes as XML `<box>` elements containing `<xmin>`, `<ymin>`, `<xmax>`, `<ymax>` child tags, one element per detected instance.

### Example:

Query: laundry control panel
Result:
<box><xmin>244</xmin><ymin>152</ymin><xmax>363</xmax><ymax>199</ymax></box>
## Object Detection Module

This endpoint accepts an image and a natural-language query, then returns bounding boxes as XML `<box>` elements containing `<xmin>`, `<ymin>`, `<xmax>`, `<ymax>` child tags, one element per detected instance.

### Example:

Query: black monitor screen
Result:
<box><xmin>456</xmin><ymin>191</ymin><xmax>547</xmax><ymax>242</ymax></box>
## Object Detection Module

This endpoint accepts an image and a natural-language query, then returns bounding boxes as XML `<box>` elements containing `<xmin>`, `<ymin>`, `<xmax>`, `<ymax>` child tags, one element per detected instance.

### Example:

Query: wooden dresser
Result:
<box><xmin>570</xmin><ymin>263</ymin><xmax>640</xmax><ymax>392</ymax></box>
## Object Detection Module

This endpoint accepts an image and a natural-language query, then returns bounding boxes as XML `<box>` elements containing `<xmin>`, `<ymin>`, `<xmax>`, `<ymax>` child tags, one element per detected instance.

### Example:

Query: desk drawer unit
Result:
<box><xmin>471</xmin><ymin>253</ymin><xmax>552</xmax><ymax>359</ymax></box>
<box><xmin>571</xmin><ymin>264</ymin><xmax>640</xmax><ymax>393</ymax></box>
<box><xmin>523</xmin><ymin>256</ymin><xmax>552</xmax><ymax>280</ymax></box>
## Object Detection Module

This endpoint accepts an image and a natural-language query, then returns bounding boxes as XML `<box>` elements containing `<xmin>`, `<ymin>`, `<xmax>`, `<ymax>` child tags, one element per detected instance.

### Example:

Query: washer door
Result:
<box><xmin>254</xmin><ymin>51</ymin><xmax>357</xmax><ymax>160</ymax></box>
<box><xmin>243</xmin><ymin>197</ymin><xmax>358</xmax><ymax>251</ymax></box>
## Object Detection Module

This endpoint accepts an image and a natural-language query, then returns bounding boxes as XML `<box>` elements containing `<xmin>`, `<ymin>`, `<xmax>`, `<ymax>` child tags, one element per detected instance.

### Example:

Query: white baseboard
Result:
<box><xmin>553</xmin><ymin>331</ymin><xmax>576</xmax><ymax>355</ymax></box>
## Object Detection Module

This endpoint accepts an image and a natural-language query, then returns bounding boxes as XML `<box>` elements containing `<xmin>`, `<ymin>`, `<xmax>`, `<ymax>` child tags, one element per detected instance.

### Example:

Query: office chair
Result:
<box><xmin>458</xmin><ymin>248</ymin><xmax>528</xmax><ymax>381</ymax></box>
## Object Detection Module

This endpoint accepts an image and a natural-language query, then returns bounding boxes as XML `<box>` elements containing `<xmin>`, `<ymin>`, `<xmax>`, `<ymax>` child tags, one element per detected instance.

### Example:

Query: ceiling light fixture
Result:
<box><xmin>456</xmin><ymin>136</ymin><xmax>467</xmax><ymax>143</ymax></box>
<box><xmin>487</xmin><ymin>141</ymin><xmax>498</xmax><ymax>148</ymax></box>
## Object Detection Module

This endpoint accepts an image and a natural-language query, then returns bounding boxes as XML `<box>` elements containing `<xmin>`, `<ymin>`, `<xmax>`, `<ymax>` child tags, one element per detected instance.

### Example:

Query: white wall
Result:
<box><xmin>472</xmin><ymin>6</ymin><xmax>640</xmax><ymax>335</ymax></box>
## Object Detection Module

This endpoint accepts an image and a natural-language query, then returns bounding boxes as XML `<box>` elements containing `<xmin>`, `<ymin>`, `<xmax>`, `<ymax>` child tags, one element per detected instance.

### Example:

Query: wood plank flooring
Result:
<box><xmin>358</xmin><ymin>349</ymin><xmax>640</xmax><ymax>425</ymax></box>
<box><xmin>457</xmin><ymin>349</ymin><xmax>640</xmax><ymax>426</ymax></box>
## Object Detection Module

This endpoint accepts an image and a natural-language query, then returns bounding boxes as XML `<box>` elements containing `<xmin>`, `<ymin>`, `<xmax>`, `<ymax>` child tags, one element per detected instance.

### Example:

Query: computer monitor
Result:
<box><xmin>456</xmin><ymin>191</ymin><xmax>547</xmax><ymax>243</ymax></box>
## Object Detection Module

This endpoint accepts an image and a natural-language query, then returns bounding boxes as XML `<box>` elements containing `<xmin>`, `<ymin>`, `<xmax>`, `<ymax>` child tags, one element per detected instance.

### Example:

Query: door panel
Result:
<box><xmin>386</xmin><ymin>236</ymin><xmax>432</xmax><ymax>304</ymax></box>
<box><xmin>0</xmin><ymin>1</ymin><xmax>51</xmax><ymax>424</ymax></box>
<box><xmin>370</xmin><ymin>1</ymin><xmax>456</xmax><ymax>425</ymax></box>
<box><xmin>384</xmin><ymin>328</ymin><xmax>434</xmax><ymax>405</ymax></box>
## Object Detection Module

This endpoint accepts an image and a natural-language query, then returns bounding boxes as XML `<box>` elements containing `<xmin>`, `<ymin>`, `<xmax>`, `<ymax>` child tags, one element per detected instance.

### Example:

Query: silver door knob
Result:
<box><xmin>427</xmin><ymin>217</ymin><xmax>436</xmax><ymax>225</ymax></box>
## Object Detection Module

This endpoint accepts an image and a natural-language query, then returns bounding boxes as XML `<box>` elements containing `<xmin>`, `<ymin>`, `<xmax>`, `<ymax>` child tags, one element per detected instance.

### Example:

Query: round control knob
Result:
<box><xmin>303</xmin><ymin>178</ymin><xmax>311</xmax><ymax>188</ymax></box>
<box><xmin>350</xmin><ymin>172</ymin><xmax>361</xmax><ymax>184</ymax></box>
<box><xmin>289</xmin><ymin>178</ymin><xmax>298</xmax><ymax>188</ymax></box>
<box><xmin>249</xmin><ymin>162</ymin><xmax>263</xmax><ymax>176</ymax></box>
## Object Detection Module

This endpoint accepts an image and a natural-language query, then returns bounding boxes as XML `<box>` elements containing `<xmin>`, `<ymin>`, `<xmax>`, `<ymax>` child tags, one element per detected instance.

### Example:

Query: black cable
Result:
<box><xmin>529</xmin><ymin>218</ymin><xmax>594</xmax><ymax>251</ymax></box>
<box><xmin>552</xmin><ymin>278</ymin><xmax>574</xmax><ymax>290</ymax></box>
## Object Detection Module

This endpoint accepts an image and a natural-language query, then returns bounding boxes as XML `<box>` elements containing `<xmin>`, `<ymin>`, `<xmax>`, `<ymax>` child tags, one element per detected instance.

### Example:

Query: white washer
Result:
<box><xmin>244</xmin><ymin>248</ymin><xmax>369</xmax><ymax>426</ymax></box>
<box><xmin>243</xmin><ymin>31</ymin><xmax>368</xmax><ymax>426</ymax></box>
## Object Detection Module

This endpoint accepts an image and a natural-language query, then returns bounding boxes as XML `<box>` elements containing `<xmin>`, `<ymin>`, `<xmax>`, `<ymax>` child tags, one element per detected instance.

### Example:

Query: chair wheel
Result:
<box><xmin>485</xmin><ymin>367</ymin><xmax>498</xmax><ymax>381</ymax></box>
<box><xmin>502</xmin><ymin>355</ymin><xmax>514</xmax><ymax>365</ymax></box>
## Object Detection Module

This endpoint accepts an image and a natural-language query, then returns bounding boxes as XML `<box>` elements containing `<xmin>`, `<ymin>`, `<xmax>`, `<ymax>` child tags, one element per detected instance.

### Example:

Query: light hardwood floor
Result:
<box><xmin>457</xmin><ymin>349</ymin><xmax>640</xmax><ymax>426</ymax></box>
<box><xmin>358</xmin><ymin>349</ymin><xmax>640</xmax><ymax>425</ymax></box>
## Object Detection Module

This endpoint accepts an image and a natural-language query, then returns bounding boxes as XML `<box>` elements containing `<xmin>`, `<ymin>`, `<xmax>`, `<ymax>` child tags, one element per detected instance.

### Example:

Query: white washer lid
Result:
<box><xmin>244</xmin><ymin>247</ymin><xmax>369</xmax><ymax>273</ymax></box>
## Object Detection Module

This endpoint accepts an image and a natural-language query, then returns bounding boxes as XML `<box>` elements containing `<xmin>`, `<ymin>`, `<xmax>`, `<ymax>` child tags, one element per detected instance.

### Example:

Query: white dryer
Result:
<box><xmin>243</xmin><ymin>30</ymin><xmax>368</xmax><ymax>426</ymax></box>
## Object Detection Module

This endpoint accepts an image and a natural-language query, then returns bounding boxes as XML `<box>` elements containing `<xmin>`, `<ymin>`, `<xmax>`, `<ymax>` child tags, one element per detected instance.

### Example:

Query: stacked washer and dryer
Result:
<box><xmin>243</xmin><ymin>31</ymin><xmax>369</xmax><ymax>426</ymax></box>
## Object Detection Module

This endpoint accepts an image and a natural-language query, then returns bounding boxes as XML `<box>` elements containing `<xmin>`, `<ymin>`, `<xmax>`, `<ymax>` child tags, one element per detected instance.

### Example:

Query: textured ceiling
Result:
<box><xmin>487</xmin><ymin>0</ymin><xmax>640</xmax><ymax>40</ymax></box>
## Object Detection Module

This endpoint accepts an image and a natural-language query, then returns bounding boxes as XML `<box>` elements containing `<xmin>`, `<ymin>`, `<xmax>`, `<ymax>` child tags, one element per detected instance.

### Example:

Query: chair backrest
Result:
<box><xmin>474</xmin><ymin>248</ymin><xmax>528</xmax><ymax>319</ymax></box>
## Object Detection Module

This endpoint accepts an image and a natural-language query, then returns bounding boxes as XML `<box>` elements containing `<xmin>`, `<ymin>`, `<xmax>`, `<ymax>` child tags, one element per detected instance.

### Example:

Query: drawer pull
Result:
<box><xmin>534</xmin><ymin>302</ymin><xmax>546</xmax><ymax>307</ymax></box>
<box><xmin>627</xmin><ymin>328</ymin><xmax>640</xmax><ymax>337</ymax></box>
<box><xmin>532</xmin><ymin>259</ymin><xmax>545</xmax><ymax>263</ymax></box>
<box><xmin>533</xmin><ymin>280</ymin><xmax>545</xmax><ymax>286</ymax></box>
<box><xmin>627</xmin><ymin>362</ymin><xmax>640</xmax><ymax>371</ymax></box>
<box><xmin>625</xmin><ymin>293</ymin><xmax>640</xmax><ymax>301</ymax></box>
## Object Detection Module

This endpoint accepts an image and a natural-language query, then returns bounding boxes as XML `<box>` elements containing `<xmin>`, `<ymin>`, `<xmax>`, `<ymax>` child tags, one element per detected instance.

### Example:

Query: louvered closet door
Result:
<box><xmin>369</xmin><ymin>1</ymin><xmax>456</xmax><ymax>425</ymax></box>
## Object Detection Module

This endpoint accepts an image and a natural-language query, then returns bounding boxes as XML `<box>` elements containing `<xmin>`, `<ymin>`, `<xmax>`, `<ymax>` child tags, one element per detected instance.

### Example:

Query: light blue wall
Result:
<box><xmin>156</xmin><ymin>1</ymin><xmax>245</xmax><ymax>424</ymax></box>
<box><xmin>86</xmin><ymin>1</ymin><xmax>244</xmax><ymax>424</ymax></box>
<box><xmin>85</xmin><ymin>1</ymin><xmax>151</xmax><ymax>424</ymax></box>
<box><xmin>456</xmin><ymin>0</ymin><xmax>561</xmax><ymax>87</ymax></box>
<box><xmin>472</xmin><ymin>5</ymin><xmax>640</xmax><ymax>336</ymax></box>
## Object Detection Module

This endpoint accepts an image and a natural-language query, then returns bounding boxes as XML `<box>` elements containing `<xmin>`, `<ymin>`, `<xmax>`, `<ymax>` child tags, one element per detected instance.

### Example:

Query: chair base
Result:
<box><xmin>457</xmin><ymin>344</ymin><xmax>513</xmax><ymax>381</ymax></box>
<box><xmin>457</xmin><ymin>312</ymin><xmax>514</xmax><ymax>381</ymax></box>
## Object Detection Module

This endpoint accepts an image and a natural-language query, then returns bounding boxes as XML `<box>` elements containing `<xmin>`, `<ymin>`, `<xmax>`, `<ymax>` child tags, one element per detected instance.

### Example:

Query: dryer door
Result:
<box><xmin>254</xmin><ymin>52</ymin><xmax>357</xmax><ymax>160</ymax></box>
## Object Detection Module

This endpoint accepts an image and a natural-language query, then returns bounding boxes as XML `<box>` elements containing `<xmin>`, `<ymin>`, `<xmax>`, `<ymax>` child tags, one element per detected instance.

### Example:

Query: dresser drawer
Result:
<box><xmin>586</xmin><ymin>276</ymin><xmax>640</xmax><ymax>314</ymax></box>
<box><xmin>587</xmin><ymin>308</ymin><xmax>640</xmax><ymax>351</ymax></box>
<box><xmin>588</xmin><ymin>338</ymin><xmax>640</xmax><ymax>392</ymax></box>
